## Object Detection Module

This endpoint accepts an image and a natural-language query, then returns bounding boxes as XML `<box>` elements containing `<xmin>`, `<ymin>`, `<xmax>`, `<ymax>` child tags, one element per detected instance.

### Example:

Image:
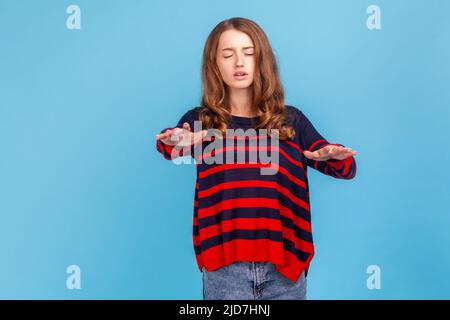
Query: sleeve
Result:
<box><xmin>297</xmin><ymin>110</ymin><xmax>357</xmax><ymax>179</ymax></box>
<box><xmin>156</xmin><ymin>108</ymin><xmax>198</xmax><ymax>161</ymax></box>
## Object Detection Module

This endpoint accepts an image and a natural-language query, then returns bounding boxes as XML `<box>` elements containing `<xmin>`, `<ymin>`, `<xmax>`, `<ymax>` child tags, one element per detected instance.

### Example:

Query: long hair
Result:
<box><xmin>199</xmin><ymin>17</ymin><xmax>295</xmax><ymax>140</ymax></box>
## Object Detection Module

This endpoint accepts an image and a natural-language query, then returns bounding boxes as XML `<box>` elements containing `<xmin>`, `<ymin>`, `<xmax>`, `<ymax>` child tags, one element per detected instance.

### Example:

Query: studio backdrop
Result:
<box><xmin>0</xmin><ymin>0</ymin><xmax>449</xmax><ymax>299</ymax></box>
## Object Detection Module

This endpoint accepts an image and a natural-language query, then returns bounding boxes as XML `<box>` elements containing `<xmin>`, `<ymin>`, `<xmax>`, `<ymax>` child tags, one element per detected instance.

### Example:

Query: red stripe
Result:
<box><xmin>193</xmin><ymin>234</ymin><xmax>200</xmax><ymax>246</ymax></box>
<box><xmin>199</xmin><ymin>163</ymin><xmax>275</xmax><ymax>179</ymax></box>
<box><xmin>199</xmin><ymin>217</ymin><xmax>282</xmax><ymax>241</ymax></box>
<box><xmin>164</xmin><ymin>143</ymin><xmax>174</xmax><ymax>158</ymax></box>
<box><xmin>275</xmin><ymin>250</ymin><xmax>313</xmax><ymax>283</ymax></box>
<box><xmin>198</xmin><ymin>239</ymin><xmax>314</xmax><ymax>283</ymax></box>
<box><xmin>199</xmin><ymin>145</ymin><xmax>305</xmax><ymax>171</ymax></box>
<box><xmin>226</xmin><ymin>135</ymin><xmax>272</xmax><ymax>140</ymax></box>
<box><xmin>198</xmin><ymin>197</ymin><xmax>279</xmax><ymax>218</ymax></box>
<box><xmin>199</xmin><ymin>163</ymin><xmax>306</xmax><ymax>189</ymax></box>
<box><xmin>156</xmin><ymin>141</ymin><xmax>164</xmax><ymax>154</ymax></box>
<box><xmin>198</xmin><ymin>180</ymin><xmax>309</xmax><ymax>210</ymax></box>
<box><xmin>197</xmin><ymin>218</ymin><xmax>313</xmax><ymax>255</ymax></box>
<box><xmin>199</xmin><ymin>238</ymin><xmax>285</xmax><ymax>270</ymax></box>
<box><xmin>194</xmin><ymin>197</ymin><xmax>311</xmax><ymax>232</ymax></box>
<box><xmin>342</xmin><ymin>156</ymin><xmax>353</xmax><ymax>175</ymax></box>
<box><xmin>284</xmin><ymin>140</ymin><xmax>304</xmax><ymax>153</ymax></box>
<box><xmin>308</xmin><ymin>139</ymin><xmax>327</xmax><ymax>151</ymax></box>
<box><xmin>329</xmin><ymin>159</ymin><xmax>346</xmax><ymax>170</ymax></box>
<box><xmin>198</xmin><ymin>196</ymin><xmax>311</xmax><ymax>219</ymax></box>
<box><xmin>278</xmin><ymin>203</ymin><xmax>312</xmax><ymax>231</ymax></box>
<box><xmin>281</xmin><ymin>225</ymin><xmax>314</xmax><ymax>253</ymax></box>
<box><xmin>195</xmin><ymin>239</ymin><xmax>315</xmax><ymax>282</ymax></box>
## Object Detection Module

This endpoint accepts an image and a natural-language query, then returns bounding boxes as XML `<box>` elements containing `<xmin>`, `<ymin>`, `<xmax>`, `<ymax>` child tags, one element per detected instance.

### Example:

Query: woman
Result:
<box><xmin>155</xmin><ymin>17</ymin><xmax>357</xmax><ymax>300</ymax></box>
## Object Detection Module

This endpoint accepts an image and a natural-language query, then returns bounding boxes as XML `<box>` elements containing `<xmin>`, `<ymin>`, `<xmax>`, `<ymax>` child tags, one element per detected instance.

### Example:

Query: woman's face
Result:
<box><xmin>216</xmin><ymin>29</ymin><xmax>255</xmax><ymax>90</ymax></box>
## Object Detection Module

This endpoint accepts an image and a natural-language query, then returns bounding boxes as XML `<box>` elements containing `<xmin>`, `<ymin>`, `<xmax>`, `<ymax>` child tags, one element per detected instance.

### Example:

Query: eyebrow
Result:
<box><xmin>222</xmin><ymin>46</ymin><xmax>254</xmax><ymax>51</ymax></box>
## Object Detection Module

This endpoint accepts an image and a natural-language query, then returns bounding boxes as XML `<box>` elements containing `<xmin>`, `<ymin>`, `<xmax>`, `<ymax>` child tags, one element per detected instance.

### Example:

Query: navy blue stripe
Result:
<box><xmin>197</xmin><ymin>157</ymin><xmax>306</xmax><ymax>181</ymax></box>
<box><xmin>279</xmin><ymin>215</ymin><xmax>313</xmax><ymax>243</ymax></box>
<box><xmin>196</xmin><ymin>207</ymin><xmax>312</xmax><ymax>243</ymax></box>
<box><xmin>201</xmin><ymin>229</ymin><xmax>283</xmax><ymax>250</ymax></box>
<box><xmin>199</xmin><ymin>207</ymin><xmax>280</xmax><ymax>228</ymax></box>
<box><xmin>198</xmin><ymin>139</ymin><xmax>304</xmax><ymax>166</ymax></box>
<box><xmin>198</xmin><ymin>168</ymin><xmax>277</xmax><ymax>190</ymax></box>
<box><xmin>282</xmin><ymin>237</ymin><xmax>312</xmax><ymax>262</ymax></box>
<box><xmin>198</xmin><ymin>187</ymin><xmax>310</xmax><ymax>222</ymax></box>
<box><xmin>197</xmin><ymin>166</ymin><xmax>307</xmax><ymax>192</ymax></box>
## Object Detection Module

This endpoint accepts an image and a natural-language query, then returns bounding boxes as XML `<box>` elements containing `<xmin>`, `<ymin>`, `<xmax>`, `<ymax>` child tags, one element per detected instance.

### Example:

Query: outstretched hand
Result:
<box><xmin>155</xmin><ymin>122</ymin><xmax>208</xmax><ymax>147</ymax></box>
<box><xmin>303</xmin><ymin>145</ymin><xmax>357</xmax><ymax>161</ymax></box>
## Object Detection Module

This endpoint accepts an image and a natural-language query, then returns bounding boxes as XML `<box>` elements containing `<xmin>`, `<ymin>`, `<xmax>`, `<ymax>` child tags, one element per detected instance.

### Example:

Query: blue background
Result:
<box><xmin>1</xmin><ymin>0</ymin><xmax>449</xmax><ymax>299</ymax></box>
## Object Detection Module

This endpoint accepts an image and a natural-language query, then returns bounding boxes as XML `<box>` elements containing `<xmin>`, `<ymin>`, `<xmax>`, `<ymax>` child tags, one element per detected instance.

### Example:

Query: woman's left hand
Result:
<box><xmin>303</xmin><ymin>145</ymin><xmax>357</xmax><ymax>161</ymax></box>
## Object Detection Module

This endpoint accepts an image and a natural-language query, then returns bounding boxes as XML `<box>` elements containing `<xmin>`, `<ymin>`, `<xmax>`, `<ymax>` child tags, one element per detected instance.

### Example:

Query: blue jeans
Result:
<box><xmin>202</xmin><ymin>261</ymin><xmax>307</xmax><ymax>300</ymax></box>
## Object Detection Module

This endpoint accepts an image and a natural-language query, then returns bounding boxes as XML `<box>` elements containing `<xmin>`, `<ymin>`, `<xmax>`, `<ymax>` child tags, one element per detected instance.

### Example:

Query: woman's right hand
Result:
<box><xmin>155</xmin><ymin>122</ymin><xmax>208</xmax><ymax>147</ymax></box>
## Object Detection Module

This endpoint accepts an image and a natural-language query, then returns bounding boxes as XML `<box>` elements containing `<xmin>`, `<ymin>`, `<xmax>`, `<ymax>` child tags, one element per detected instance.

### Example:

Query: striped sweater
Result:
<box><xmin>156</xmin><ymin>105</ymin><xmax>356</xmax><ymax>283</ymax></box>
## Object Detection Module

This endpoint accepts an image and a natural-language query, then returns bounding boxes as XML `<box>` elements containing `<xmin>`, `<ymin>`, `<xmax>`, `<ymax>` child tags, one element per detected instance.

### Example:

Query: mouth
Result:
<box><xmin>233</xmin><ymin>71</ymin><xmax>248</xmax><ymax>80</ymax></box>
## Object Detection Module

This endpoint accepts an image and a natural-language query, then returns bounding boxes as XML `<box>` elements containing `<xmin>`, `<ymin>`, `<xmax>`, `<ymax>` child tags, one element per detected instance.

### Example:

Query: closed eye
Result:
<box><xmin>224</xmin><ymin>53</ymin><xmax>254</xmax><ymax>59</ymax></box>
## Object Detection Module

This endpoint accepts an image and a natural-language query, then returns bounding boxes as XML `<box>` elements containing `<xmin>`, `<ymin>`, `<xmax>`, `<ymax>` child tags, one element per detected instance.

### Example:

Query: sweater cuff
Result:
<box><xmin>327</xmin><ymin>155</ymin><xmax>353</xmax><ymax>169</ymax></box>
<box><xmin>321</xmin><ymin>143</ymin><xmax>353</xmax><ymax>168</ymax></box>
<box><xmin>156</xmin><ymin>126</ymin><xmax>183</xmax><ymax>160</ymax></box>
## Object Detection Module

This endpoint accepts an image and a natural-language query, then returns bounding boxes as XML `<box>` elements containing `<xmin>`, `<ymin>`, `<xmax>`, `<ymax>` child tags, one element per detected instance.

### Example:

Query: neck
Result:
<box><xmin>228</xmin><ymin>87</ymin><xmax>259</xmax><ymax>117</ymax></box>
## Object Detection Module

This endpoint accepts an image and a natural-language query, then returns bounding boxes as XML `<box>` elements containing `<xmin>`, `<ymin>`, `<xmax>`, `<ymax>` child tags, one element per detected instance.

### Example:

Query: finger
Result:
<box><xmin>327</xmin><ymin>146</ymin><xmax>348</xmax><ymax>158</ymax></box>
<box><xmin>193</xmin><ymin>130</ymin><xmax>208</xmax><ymax>143</ymax></box>
<box><xmin>167</xmin><ymin>129</ymin><xmax>178</xmax><ymax>141</ymax></box>
<box><xmin>345</xmin><ymin>147</ymin><xmax>357</xmax><ymax>155</ymax></box>
<box><xmin>328</xmin><ymin>145</ymin><xmax>344</xmax><ymax>153</ymax></box>
<box><xmin>303</xmin><ymin>150</ymin><xmax>312</xmax><ymax>159</ymax></box>
<box><xmin>304</xmin><ymin>150</ymin><xmax>320</xmax><ymax>160</ymax></box>
<box><xmin>170</xmin><ymin>127</ymin><xmax>185</xmax><ymax>137</ymax></box>
<box><xmin>319</xmin><ymin>146</ymin><xmax>338</xmax><ymax>160</ymax></box>
<box><xmin>158</xmin><ymin>129</ymin><xmax>172</xmax><ymax>140</ymax></box>
<box><xmin>340</xmin><ymin>148</ymin><xmax>356</xmax><ymax>156</ymax></box>
<box><xmin>338</xmin><ymin>147</ymin><xmax>355</xmax><ymax>154</ymax></box>
<box><xmin>330</xmin><ymin>148</ymin><xmax>348</xmax><ymax>157</ymax></box>
<box><xmin>172</xmin><ymin>127</ymin><xmax>191</xmax><ymax>143</ymax></box>
<box><xmin>183</xmin><ymin>122</ymin><xmax>191</xmax><ymax>131</ymax></box>
<box><xmin>332</xmin><ymin>149</ymin><xmax>356</xmax><ymax>160</ymax></box>
<box><xmin>191</xmin><ymin>132</ymin><xmax>200</xmax><ymax>144</ymax></box>
<box><xmin>317</xmin><ymin>147</ymin><xmax>331</xmax><ymax>159</ymax></box>
<box><xmin>170</xmin><ymin>128</ymin><xmax>189</xmax><ymax>144</ymax></box>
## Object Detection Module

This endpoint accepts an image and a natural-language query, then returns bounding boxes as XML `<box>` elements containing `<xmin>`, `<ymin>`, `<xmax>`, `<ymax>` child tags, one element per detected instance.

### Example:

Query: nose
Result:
<box><xmin>235</xmin><ymin>52</ymin><xmax>244</xmax><ymax>67</ymax></box>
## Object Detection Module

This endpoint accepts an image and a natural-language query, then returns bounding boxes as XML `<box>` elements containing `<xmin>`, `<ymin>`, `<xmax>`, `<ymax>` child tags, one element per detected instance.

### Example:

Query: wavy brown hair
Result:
<box><xmin>199</xmin><ymin>17</ymin><xmax>295</xmax><ymax>140</ymax></box>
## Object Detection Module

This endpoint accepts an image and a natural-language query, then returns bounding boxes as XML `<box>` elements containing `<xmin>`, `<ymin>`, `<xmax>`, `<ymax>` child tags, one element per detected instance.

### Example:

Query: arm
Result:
<box><xmin>298</xmin><ymin>111</ymin><xmax>357</xmax><ymax>179</ymax></box>
<box><xmin>155</xmin><ymin>110</ymin><xmax>197</xmax><ymax>161</ymax></box>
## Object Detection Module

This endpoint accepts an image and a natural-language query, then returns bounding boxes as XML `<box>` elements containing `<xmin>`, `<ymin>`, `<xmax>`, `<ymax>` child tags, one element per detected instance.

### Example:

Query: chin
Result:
<box><xmin>234</xmin><ymin>85</ymin><xmax>252</xmax><ymax>89</ymax></box>
<box><xmin>229</xmin><ymin>81</ymin><xmax>253</xmax><ymax>90</ymax></box>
